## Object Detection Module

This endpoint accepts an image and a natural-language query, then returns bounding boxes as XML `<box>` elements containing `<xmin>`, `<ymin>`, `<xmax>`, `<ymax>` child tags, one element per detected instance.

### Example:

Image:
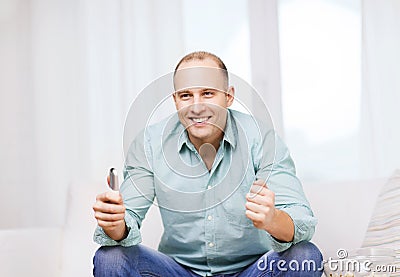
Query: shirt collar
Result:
<box><xmin>177</xmin><ymin>109</ymin><xmax>237</xmax><ymax>152</ymax></box>
<box><xmin>224</xmin><ymin>109</ymin><xmax>237</xmax><ymax>149</ymax></box>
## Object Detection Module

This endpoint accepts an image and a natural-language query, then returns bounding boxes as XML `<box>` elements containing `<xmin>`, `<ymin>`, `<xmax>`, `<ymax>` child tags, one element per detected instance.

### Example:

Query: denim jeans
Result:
<box><xmin>93</xmin><ymin>241</ymin><xmax>323</xmax><ymax>277</ymax></box>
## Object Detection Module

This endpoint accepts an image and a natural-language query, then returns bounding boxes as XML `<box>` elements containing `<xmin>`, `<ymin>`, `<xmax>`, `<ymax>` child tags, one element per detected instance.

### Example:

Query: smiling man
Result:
<box><xmin>172</xmin><ymin>58</ymin><xmax>234</xmax><ymax>170</ymax></box>
<box><xmin>92</xmin><ymin>51</ymin><xmax>323</xmax><ymax>276</ymax></box>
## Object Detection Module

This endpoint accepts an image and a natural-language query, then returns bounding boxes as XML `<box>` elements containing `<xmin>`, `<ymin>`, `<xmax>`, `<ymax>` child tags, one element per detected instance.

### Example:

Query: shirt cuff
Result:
<box><xmin>285</xmin><ymin>204</ymin><xmax>317</xmax><ymax>243</ymax></box>
<box><xmin>267</xmin><ymin>233</ymin><xmax>293</xmax><ymax>252</ymax></box>
<box><xmin>93</xmin><ymin>212</ymin><xmax>142</xmax><ymax>247</ymax></box>
<box><xmin>267</xmin><ymin>205</ymin><xmax>317</xmax><ymax>252</ymax></box>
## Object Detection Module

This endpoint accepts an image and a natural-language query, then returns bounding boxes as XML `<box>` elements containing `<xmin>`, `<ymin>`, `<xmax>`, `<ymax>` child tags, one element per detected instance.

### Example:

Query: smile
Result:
<box><xmin>190</xmin><ymin>116</ymin><xmax>211</xmax><ymax>124</ymax></box>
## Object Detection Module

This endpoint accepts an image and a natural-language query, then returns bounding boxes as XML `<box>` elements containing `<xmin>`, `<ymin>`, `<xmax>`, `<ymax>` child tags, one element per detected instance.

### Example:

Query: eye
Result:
<box><xmin>179</xmin><ymin>93</ymin><xmax>192</xmax><ymax>100</ymax></box>
<box><xmin>203</xmin><ymin>91</ymin><xmax>215</xmax><ymax>97</ymax></box>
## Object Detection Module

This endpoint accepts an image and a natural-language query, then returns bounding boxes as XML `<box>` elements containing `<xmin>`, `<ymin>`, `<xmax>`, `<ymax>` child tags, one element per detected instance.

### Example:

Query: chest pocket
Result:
<box><xmin>223</xmin><ymin>183</ymin><xmax>254</xmax><ymax>228</ymax></box>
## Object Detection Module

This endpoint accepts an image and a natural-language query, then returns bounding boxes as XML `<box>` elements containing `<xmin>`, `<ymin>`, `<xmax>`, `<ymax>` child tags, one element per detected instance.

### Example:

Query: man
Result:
<box><xmin>93</xmin><ymin>51</ymin><xmax>323</xmax><ymax>276</ymax></box>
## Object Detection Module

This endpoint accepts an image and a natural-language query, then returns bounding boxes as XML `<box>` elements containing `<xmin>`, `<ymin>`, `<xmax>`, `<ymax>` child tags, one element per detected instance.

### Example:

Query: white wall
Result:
<box><xmin>304</xmin><ymin>178</ymin><xmax>385</xmax><ymax>259</ymax></box>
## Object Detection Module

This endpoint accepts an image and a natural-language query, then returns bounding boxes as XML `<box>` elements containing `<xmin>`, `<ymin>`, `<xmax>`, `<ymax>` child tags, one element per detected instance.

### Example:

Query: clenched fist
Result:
<box><xmin>245</xmin><ymin>179</ymin><xmax>294</xmax><ymax>242</ymax></box>
<box><xmin>93</xmin><ymin>191</ymin><xmax>127</xmax><ymax>241</ymax></box>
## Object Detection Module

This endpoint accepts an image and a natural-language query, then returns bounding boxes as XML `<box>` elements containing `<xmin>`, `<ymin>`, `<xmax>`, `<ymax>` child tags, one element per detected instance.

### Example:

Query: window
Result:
<box><xmin>278</xmin><ymin>0</ymin><xmax>362</xmax><ymax>182</ymax></box>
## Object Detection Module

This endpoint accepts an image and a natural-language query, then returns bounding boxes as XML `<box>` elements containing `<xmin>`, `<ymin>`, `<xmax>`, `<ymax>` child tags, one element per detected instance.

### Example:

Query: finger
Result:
<box><xmin>96</xmin><ymin>191</ymin><xmax>123</xmax><ymax>204</ymax></box>
<box><xmin>93</xmin><ymin>201</ymin><xmax>125</xmax><ymax>214</ymax></box>
<box><xmin>245</xmin><ymin>209</ymin><xmax>263</xmax><ymax>222</ymax></box>
<box><xmin>97</xmin><ymin>219</ymin><xmax>125</xmax><ymax>229</ymax></box>
<box><xmin>94</xmin><ymin>211</ymin><xmax>125</xmax><ymax>222</ymax></box>
<box><xmin>251</xmin><ymin>179</ymin><xmax>268</xmax><ymax>190</ymax></box>
<box><xmin>245</xmin><ymin>201</ymin><xmax>269</xmax><ymax>214</ymax></box>
<box><xmin>107</xmin><ymin>175</ymin><xmax>110</xmax><ymax>186</ymax></box>
<box><xmin>246</xmin><ymin>193</ymin><xmax>272</xmax><ymax>207</ymax></box>
<box><xmin>249</xmin><ymin>184</ymin><xmax>268</xmax><ymax>196</ymax></box>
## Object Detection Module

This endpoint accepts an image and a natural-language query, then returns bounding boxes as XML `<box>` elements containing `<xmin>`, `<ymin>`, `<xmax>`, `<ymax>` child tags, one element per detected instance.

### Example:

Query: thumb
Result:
<box><xmin>254</xmin><ymin>179</ymin><xmax>267</xmax><ymax>188</ymax></box>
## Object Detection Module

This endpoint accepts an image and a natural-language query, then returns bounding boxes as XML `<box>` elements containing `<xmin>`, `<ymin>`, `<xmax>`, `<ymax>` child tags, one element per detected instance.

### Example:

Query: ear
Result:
<box><xmin>225</xmin><ymin>86</ymin><xmax>235</xmax><ymax>107</ymax></box>
<box><xmin>172</xmin><ymin>93</ymin><xmax>179</xmax><ymax>109</ymax></box>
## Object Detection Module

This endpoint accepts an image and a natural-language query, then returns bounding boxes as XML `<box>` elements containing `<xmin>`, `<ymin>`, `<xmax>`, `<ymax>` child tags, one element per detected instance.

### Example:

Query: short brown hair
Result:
<box><xmin>174</xmin><ymin>51</ymin><xmax>229</xmax><ymax>85</ymax></box>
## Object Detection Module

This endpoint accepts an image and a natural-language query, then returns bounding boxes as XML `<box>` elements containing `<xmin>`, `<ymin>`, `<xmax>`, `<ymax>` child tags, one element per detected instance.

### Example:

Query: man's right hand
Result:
<box><xmin>93</xmin><ymin>191</ymin><xmax>127</xmax><ymax>241</ymax></box>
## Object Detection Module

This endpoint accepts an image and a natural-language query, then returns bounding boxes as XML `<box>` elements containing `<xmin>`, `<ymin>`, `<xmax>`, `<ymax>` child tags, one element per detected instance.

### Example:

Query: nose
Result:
<box><xmin>191</xmin><ymin>95</ymin><xmax>206</xmax><ymax>114</ymax></box>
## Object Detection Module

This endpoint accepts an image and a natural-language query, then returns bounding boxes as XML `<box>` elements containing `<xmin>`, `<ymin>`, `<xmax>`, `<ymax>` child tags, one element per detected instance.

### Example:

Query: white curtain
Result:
<box><xmin>247</xmin><ymin>0</ymin><xmax>284</xmax><ymax>138</ymax></box>
<box><xmin>249</xmin><ymin>0</ymin><xmax>400</xmax><ymax>181</ymax></box>
<box><xmin>361</xmin><ymin>0</ymin><xmax>400</xmax><ymax>179</ymax></box>
<box><xmin>0</xmin><ymin>0</ymin><xmax>184</xmax><ymax>229</ymax></box>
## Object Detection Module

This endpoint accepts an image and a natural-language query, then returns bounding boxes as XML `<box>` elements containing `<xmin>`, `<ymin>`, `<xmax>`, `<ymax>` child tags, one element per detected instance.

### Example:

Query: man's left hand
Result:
<box><xmin>245</xmin><ymin>179</ymin><xmax>276</xmax><ymax>230</ymax></box>
<box><xmin>245</xmin><ymin>179</ymin><xmax>295</xmax><ymax>242</ymax></box>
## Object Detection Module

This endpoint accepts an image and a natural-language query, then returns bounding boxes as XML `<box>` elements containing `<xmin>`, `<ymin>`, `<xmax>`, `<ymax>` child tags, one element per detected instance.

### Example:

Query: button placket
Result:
<box><xmin>204</xmin><ymin>179</ymin><xmax>216</xmax><ymax>262</ymax></box>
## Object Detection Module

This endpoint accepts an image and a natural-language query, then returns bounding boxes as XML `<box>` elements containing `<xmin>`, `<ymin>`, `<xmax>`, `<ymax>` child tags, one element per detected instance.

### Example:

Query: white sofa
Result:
<box><xmin>0</xmin><ymin>177</ymin><xmax>388</xmax><ymax>276</ymax></box>
<box><xmin>303</xmin><ymin>178</ymin><xmax>385</xmax><ymax>259</ymax></box>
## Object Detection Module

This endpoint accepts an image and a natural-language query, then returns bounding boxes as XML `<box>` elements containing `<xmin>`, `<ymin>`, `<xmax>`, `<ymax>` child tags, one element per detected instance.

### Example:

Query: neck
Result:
<box><xmin>189</xmin><ymin>131</ymin><xmax>223</xmax><ymax>171</ymax></box>
<box><xmin>189</xmin><ymin>130</ymin><xmax>223</xmax><ymax>153</ymax></box>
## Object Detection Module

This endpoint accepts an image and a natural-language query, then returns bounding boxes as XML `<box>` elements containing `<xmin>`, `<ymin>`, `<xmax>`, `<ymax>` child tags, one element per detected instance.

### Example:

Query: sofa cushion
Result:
<box><xmin>0</xmin><ymin>227</ymin><xmax>62</xmax><ymax>277</ymax></box>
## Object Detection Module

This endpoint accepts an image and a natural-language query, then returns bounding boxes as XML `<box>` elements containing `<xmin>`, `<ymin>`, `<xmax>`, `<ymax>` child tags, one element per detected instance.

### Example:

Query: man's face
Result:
<box><xmin>173</xmin><ymin>59</ymin><xmax>234</xmax><ymax>146</ymax></box>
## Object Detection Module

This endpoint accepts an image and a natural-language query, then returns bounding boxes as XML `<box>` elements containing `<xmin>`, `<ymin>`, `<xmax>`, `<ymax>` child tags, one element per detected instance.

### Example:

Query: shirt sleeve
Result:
<box><xmin>255</xmin><ymin>130</ymin><xmax>317</xmax><ymax>252</ymax></box>
<box><xmin>93</xmin><ymin>129</ymin><xmax>155</xmax><ymax>247</ymax></box>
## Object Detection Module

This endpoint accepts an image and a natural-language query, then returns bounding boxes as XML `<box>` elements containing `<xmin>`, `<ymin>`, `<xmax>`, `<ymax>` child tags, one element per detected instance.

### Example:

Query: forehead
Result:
<box><xmin>177</xmin><ymin>58</ymin><xmax>220</xmax><ymax>70</ymax></box>
<box><xmin>174</xmin><ymin>60</ymin><xmax>227</xmax><ymax>92</ymax></box>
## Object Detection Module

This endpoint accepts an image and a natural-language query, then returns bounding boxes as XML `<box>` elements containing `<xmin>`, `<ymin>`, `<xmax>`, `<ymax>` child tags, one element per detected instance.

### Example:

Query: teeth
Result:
<box><xmin>192</xmin><ymin>117</ymin><xmax>208</xmax><ymax>123</ymax></box>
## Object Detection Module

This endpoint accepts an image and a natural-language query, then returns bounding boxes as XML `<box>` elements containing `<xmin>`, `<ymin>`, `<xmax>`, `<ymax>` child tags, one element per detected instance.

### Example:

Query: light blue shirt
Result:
<box><xmin>94</xmin><ymin>109</ymin><xmax>317</xmax><ymax>276</ymax></box>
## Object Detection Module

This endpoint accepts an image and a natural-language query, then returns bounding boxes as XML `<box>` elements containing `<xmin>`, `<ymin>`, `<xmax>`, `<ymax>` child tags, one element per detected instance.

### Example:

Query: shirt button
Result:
<box><xmin>208</xmin><ymin>242</ymin><xmax>214</xmax><ymax>248</ymax></box>
<box><xmin>207</xmin><ymin>215</ymin><xmax>213</xmax><ymax>221</ymax></box>
<box><xmin>207</xmin><ymin>185</ymin><xmax>212</xmax><ymax>189</ymax></box>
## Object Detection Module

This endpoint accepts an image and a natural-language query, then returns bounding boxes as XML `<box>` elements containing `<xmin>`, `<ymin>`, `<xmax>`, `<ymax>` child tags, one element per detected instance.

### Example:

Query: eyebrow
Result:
<box><xmin>176</xmin><ymin>88</ymin><xmax>222</xmax><ymax>95</ymax></box>
<box><xmin>176</xmin><ymin>90</ymin><xmax>190</xmax><ymax>95</ymax></box>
